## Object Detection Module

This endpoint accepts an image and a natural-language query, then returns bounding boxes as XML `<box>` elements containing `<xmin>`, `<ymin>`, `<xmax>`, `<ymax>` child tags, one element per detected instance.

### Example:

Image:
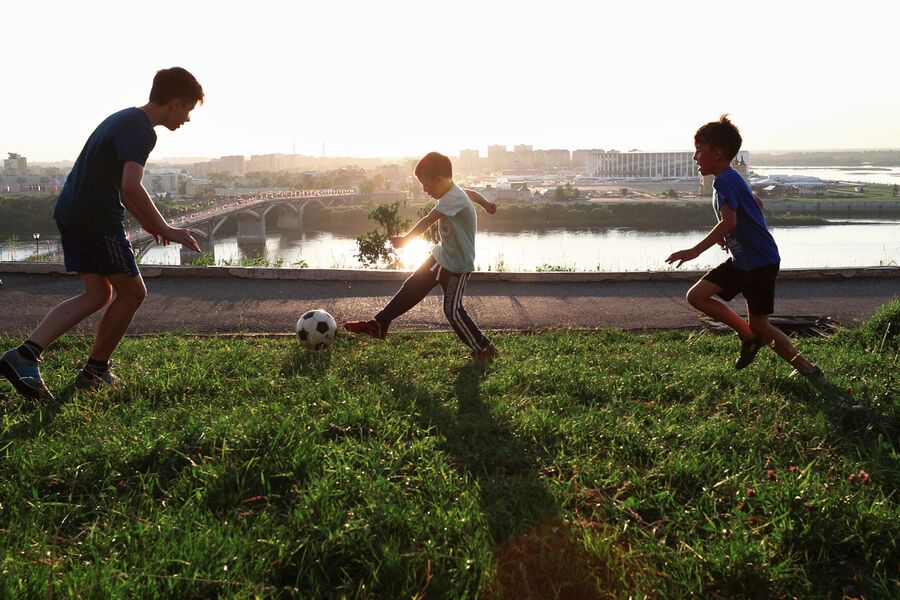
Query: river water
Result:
<box><xmin>5</xmin><ymin>218</ymin><xmax>889</xmax><ymax>272</ymax></box>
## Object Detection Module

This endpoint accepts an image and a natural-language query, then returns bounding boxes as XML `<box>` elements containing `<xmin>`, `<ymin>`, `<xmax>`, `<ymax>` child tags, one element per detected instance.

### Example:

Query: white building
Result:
<box><xmin>142</xmin><ymin>170</ymin><xmax>179</xmax><ymax>197</ymax></box>
<box><xmin>587</xmin><ymin>149</ymin><xmax>749</xmax><ymax>180</ymax></box>
<box><xmin>3</xmin><ymin>153</ymin><xmax>27</xmax><ymax>175</ymax></box>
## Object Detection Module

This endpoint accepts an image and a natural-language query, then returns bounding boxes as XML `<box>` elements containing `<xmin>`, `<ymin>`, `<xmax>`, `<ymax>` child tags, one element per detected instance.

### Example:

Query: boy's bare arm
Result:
<box><xmin>666</xmin><ymin>204</ymin><xmax>737</xmax><ymax>267</ymax></box>
<box><xmin>121</xmin><ymin>161</ymin><xmax>200</xmax><ymax>251</ymax></box>
<box><xmin>464</xmin><ymin>188</ymin><xmax>496</xmax><ymax>214</ymax></box>
<box><xmin>390</xmin><ymin>208</ymin><xmax>442</xmax><ymax>249</ymax></box>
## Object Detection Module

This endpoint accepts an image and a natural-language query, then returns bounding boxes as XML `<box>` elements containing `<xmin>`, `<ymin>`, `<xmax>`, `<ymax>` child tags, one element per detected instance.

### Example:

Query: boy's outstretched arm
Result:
<box><xmin>665</xmin><ymin>204</ymin><xmax>737</xmax><ymax>268</ymax></box>
<box><xmin>390</xmin><ymin>208</ymin><xmax>442</xmax><ymax>249</ymax></box>
<box><xmin>121</xmin><ymin>161</ymin><xmax>200</xmax><ymax>251</ymax></box>
<box><xmin>464</xmin><ymin>188</ymin><xmax>496</xmax><ymax>214</ymax></box>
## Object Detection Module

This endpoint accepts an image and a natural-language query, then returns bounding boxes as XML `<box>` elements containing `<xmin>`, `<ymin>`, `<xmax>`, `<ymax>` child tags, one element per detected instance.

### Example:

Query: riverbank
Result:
<box><xmin>5</xmin><ymin>195</ymin><xmax>900</xmax><ymax>243</ymax></box>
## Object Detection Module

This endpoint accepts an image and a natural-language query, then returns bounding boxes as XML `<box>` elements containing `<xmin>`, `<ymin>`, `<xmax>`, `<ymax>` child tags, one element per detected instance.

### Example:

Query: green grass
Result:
<box><xmin>2</xmin><ymin>302</ymin><xmax>899</xmax><ymax>598</ymax></box>
<box><xmin>785</xmin><ymin>183</ymin><xmax>900</xmax><ymax>202</ymax></box>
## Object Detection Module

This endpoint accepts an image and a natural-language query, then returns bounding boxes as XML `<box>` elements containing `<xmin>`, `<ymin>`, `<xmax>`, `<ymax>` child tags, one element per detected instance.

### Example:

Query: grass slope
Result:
<box><xmin>2</xmin><ymin>302</ymin><xmax>898</xmax><ymax>598</ymax></box>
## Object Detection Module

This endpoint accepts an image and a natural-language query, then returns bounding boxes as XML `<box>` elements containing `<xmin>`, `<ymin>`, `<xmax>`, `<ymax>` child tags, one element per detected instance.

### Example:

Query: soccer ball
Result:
<box><xmin>295</xmin><ymin>309</ymin><xmax>337</xmax><ymax>350</ymax></box>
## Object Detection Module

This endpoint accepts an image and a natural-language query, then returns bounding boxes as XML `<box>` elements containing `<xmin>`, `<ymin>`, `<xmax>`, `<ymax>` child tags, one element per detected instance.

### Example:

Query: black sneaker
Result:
<box><xmin>75</xmin><ymin>365</ymin><xmax>118</xmax><ymax>390</ymax></box>
<box><xmin>0</xmin><ymin>347</ymin><xmax>53</xmax><ymax>400</ymax></box>
<box><xmin>734</xmin><ymin>336</ymin><xmax>763</xmax><ymax>370</ymax></box>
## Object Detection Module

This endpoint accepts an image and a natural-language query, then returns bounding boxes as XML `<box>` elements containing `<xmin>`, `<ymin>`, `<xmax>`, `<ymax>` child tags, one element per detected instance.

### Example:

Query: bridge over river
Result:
<box><xmin>127</xmin><ymin>189</ymin><xmax>359</xmax><ymax>260</ymax></box>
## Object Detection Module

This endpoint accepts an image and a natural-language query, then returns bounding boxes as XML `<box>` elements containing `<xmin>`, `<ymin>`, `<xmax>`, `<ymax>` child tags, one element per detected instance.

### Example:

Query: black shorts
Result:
<box><xmin>702</xmin><ymin>258</ymin><xmax>779</xmax><ymax>316</ymax></box>
<box><xmin>58</xmin><ymin>223</ymin><xmax>140</xmax><ymax>278</ymax></box>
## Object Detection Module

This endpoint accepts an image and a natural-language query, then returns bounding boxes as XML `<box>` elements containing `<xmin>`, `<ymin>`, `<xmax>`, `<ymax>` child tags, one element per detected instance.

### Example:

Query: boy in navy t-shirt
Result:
<box><xmin>666</xmin><ymin>116</ymin><xmax>825</xmax><ymax>384</ymax></box>
<box><xmin>1</xmin><ymin>67</ymin><xmax>203</xmax><ymax>400</ymax></box>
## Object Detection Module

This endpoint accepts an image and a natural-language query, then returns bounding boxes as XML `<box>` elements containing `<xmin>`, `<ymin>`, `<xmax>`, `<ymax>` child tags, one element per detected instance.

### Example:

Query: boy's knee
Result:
<box><xmin>86</xmin><ymin>285</ymin><xmax>113</xmax><ymax>312</ymax></box>
<box><xmin>116</xmin><ymin>280</ymin><xmax>147</xmax><ymax>308</ymax></box>
<box><xmin>685</xmin><ymin>287</ymin><xmax>705</xmax><ymax>309</ymax></box>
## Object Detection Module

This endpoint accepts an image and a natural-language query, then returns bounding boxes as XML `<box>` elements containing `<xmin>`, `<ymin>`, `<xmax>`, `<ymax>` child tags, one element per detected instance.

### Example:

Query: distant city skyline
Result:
<box><xmin>4</xmin><ymin>1</ymin><xmax>898</xmax><ymax>162</ymax></box>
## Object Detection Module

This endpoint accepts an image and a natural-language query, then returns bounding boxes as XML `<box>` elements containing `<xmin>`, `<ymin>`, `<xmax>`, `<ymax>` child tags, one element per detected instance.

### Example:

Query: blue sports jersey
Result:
<box><xmin>54</xmin><ymin>108</ymin><xmax>156</xmax><ymax>236</ymax></box>
<box><xmin>713</xmin><ymin>167</ymin><xmax>780</xmax><ymax>270</ymax></box>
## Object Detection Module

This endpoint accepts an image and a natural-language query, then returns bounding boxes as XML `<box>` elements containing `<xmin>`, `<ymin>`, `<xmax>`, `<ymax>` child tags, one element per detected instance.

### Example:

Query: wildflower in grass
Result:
<box><xmin>857</xmin><ymin>470</ymin><xmax>871</xmax><ymax>485</ymax></box>
<box><xmin>789</xmin><ymin>465</ymin><xmax>800</xmax><ymax>474</ymax></box>
<box><xmin>747</xmin><ymin>488</ymin><xmax>756</xmax><ymax>497</ymax></box>
<box><xmin>766</xmin><ymin>469</ymin><xmax>776</xmax><ymax>480</ymax></box>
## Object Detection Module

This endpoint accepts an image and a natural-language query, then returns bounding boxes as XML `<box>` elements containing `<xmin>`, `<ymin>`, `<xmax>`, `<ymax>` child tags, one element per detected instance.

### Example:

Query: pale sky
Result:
<box><xmin>3</xmin><ymin>0</ymin><xmax>898</xmax><ymax>162</ymax></box>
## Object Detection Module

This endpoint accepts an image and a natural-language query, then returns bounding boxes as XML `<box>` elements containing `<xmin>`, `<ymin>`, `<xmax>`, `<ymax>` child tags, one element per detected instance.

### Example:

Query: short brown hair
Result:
<box><xmin>695</xmin><ymin>114</ymin><xmax>742</xmax><ymax>161</ymax></box>
<box><xmin>415</xmin><ymin>152</ymin><xmax>452</xmax><ymax>180</ymax></box>
<box><xmin>149</xmin><ymin>67</ymin><xmax>204</xmax><ymax>105</ymax></box>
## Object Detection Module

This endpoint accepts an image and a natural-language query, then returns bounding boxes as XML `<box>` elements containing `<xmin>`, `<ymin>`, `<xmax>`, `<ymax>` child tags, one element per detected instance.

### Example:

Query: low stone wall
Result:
<box><xmin>3</xmin><ymin>262</ymin><xmax>898</xmax><ymax>283</ymax></box>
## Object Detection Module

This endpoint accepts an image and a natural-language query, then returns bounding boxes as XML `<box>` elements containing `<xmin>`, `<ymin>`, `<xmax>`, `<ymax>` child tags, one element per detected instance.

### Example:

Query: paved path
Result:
<box><xmin>1</xmin><ymin>271</ymin><xmax>896</xmax><ymax>336</ymax></box>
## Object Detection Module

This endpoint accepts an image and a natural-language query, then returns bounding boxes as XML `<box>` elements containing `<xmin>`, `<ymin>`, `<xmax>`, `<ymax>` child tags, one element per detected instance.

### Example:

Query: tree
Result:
<box><xmin>893</xmin><ymin>184</ymin><xmax>899</xmax><ymax>197</ymax></box>
<box><xmin>355</xmin><ymin>201</ymin><xmax>411</xmax><ymax>268</ymax></box>
<box><xmin>554</xmin><ymin>186</ymin><xmax>567</xmax><ymax>201</ymax></box>
<box><xmin>357</xmin><ymin>179</ymin><xmax>376</xmax><ymax>198</ymax></box>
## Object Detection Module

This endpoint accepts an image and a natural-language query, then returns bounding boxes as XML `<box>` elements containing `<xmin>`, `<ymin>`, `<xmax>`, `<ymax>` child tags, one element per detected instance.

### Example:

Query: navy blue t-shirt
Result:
<box><xmin>713</xmin><ymin>167</ymin><xmax>780</xmax><ymax>271</ymax></box>
<box><xmin>54</xmin><ymin>108</ymin><xmax>156</xmax><ymax>235</ymax></box>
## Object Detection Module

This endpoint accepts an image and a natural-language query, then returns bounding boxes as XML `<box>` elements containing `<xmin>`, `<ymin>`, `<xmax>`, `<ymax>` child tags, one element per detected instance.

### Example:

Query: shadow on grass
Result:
<box><xmin>0</xmin><ymin>383</ymin><xmax>77</xmax><ymax>441</ymax></box>
<box><xmin>784</xmin><ymin>375</ymin><xmax>900</xmax><ymax>499</ymax></box>
<box><xmin>393</xmin><ymin>357</ymin><xmax>623</xmax><ymax>599</ymax></box>
<box><xmin>280</xmin><ymin>345</ymin><xmax>334</xmax><ymax>379</ymax></box>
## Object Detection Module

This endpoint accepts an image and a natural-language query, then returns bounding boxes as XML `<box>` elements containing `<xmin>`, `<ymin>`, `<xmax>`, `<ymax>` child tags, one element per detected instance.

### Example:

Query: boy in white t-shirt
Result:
<box><xmin>344</xmin><ymin>151</ymin><xmax>499</xmax><ymax>359</ymax></box>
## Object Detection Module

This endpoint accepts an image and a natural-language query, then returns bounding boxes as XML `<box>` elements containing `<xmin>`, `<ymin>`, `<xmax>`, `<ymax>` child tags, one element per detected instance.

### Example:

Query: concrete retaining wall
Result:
<box><xmin>3</xmin><ymin>261</ymin><xmax>898</xmax><ymax>283</ymax></box>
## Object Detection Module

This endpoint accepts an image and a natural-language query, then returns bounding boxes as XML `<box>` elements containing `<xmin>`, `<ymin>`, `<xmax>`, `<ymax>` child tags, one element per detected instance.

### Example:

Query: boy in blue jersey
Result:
<box><xmin>666</xmin><ymin>116</ymin><xmax>825</xmax><ymax>383</ymax></box>
<box><xmin>1</xmin><ymin>67</ymin><xmax>203</xmax><ymax>400</ymax></box>
<box><xmin>344</xmin><ymin>151</ymin><xmax>499</xmax><ymax>360</ymax></box>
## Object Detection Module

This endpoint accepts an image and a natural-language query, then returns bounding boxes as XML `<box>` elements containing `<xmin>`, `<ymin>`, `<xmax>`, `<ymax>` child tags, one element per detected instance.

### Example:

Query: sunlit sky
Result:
<box><xmin>4</xmin><ymin>0</ymin><xmax>899</xmax><ymax>163</ymax></box>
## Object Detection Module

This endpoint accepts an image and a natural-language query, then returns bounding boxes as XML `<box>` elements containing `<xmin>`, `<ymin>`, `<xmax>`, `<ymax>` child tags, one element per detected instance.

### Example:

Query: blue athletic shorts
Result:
<box><xmin>58</xmin><ymin>223</ymin><xmax>140</xmax><ymax>277</ymax></box>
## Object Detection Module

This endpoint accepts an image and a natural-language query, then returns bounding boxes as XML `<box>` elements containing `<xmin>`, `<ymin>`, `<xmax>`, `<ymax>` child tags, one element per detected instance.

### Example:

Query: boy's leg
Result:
<box><xmin>75</xmin><ymin>273</ymin><xmax>145</xmax><ymax>389</ymax></box>
<box><xmin>87</xmin><ymin>272</ymin><xmax>147</xmax><ymax>362</ymax></box>
<box><xmin>346</xmin><ymin>257</ymin><xmax>439</xmax><ymax>338</ymax></box>
<box><xmin>686</xmin><ymin>279</ymin><xmax>754</xmax><ymax>339</ymax></box>
<box><xmin>687</xmin><ymin>276</ymin><xmax>765</xmax><ymax>369</ymax></box>
<box><xmin>747</xmin><ymin>313</ymin><xmax>820</xmax><ymax>375</ymax></box>
<box><xmin>439</xmin><ymin>270</ymin><xmax>493</xmax><ymax>354</ymax></box>
<box><xmin>29</xmin><ymin>273</ymin><xmax>114</xmax><ymax>348</ymax></box>
<box><xmin>2</xmin><ymin>273</ymin><xmax>113</xmax><ymax>400</ymax></box>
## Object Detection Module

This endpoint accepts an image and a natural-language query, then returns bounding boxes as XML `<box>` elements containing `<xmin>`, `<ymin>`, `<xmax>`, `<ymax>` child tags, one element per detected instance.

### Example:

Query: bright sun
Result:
<box><xmin>396</xmin><ymin>238</ymin><xmax>432</xmax><ymax>269</ymax></box>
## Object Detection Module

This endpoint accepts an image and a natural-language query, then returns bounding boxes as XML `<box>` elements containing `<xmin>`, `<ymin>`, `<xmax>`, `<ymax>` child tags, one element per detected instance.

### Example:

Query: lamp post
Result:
<box><xmin>33</xmin><ymin>232</ymin><xmax>40</xmax><ymax>261</ymax></box>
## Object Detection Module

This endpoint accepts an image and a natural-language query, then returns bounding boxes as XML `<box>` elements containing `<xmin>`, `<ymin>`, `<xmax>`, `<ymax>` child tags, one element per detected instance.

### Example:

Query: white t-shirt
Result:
<box><xmin>431</xmin><ymin>185</ymin><xmax>477</xmax><ymax>273</ymax></box>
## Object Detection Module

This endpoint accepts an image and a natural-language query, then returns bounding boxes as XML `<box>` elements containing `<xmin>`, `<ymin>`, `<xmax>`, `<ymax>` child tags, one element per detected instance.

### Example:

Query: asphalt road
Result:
<box><xmin>1</xmin><ymin>272</ymin><xmax>897</xmax><ymax>336</ymax></box>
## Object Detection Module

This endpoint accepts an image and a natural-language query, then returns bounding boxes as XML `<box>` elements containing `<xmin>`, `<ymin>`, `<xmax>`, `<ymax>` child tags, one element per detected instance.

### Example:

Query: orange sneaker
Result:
<box><xmin>343</xmin><ymin>320</ymin><xmax>386</xmax><ymax>339</ymax></box>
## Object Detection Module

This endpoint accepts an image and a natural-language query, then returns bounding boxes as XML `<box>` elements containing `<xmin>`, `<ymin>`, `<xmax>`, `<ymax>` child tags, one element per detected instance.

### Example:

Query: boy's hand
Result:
<box><xmin>665</xmin><ymin>248</ymin><xmax>699</xmax><ymax>268</ymax></box>
<box><xmin>484</xmin><ymin>201</ymin><xmax>497</xmax><ymax>214</ymax></box>
<box><xmin>390</xmin><ymin>235</ymin><xmax>407</xmax><ymax>249</ymax></box>
<box><xmin>162</xmin><ymin>226</ymin><xmax>201</xmax><ymax>252</ymax></box>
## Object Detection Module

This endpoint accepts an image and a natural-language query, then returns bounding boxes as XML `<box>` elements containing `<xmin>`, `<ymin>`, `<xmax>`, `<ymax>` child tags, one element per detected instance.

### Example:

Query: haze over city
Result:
<box><xmin>4</xmin><ymin>0</ymin><xmax>898</xmax><ymax>162</ymax></box>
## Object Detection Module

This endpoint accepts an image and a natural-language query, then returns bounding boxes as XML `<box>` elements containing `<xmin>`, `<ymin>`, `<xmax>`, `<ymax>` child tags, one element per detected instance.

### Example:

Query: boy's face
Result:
<box><xmin>161</xmin><ymin>98</ymin><xmax>197</xmax><ymax>131</ymax></box>
<box><xmin>417</xmin><ymin>174</ymin><xmax>449</xmax><ymax>199</ymax></box>
<box><xmin>693</xmin><ymin>142</ymin><xmax>726</xmax><ymax>176</ymax></box>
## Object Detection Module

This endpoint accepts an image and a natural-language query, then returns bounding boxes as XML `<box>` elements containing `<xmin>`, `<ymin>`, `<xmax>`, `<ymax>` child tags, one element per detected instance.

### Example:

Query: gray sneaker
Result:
<box><xmin>75</xmin><ymin>367</ymin><xmax>117</xmax><ymax>390</ymax></box>
<box><xmin>0</xmin><ymin>348</ymin><xmax>53</xmax><ymax>400</ymax></box>
<box><xmin>790</xmin><ymin>365</ymin><xmax>828</xmax><ymax>387</ymax></box>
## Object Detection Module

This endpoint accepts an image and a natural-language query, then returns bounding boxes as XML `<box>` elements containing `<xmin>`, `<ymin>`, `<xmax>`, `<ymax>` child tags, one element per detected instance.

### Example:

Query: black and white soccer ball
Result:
<box><xmin>295</xmin><ymin>309</ymin><xmax>337</xmax><ymax>350</ymax></box>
